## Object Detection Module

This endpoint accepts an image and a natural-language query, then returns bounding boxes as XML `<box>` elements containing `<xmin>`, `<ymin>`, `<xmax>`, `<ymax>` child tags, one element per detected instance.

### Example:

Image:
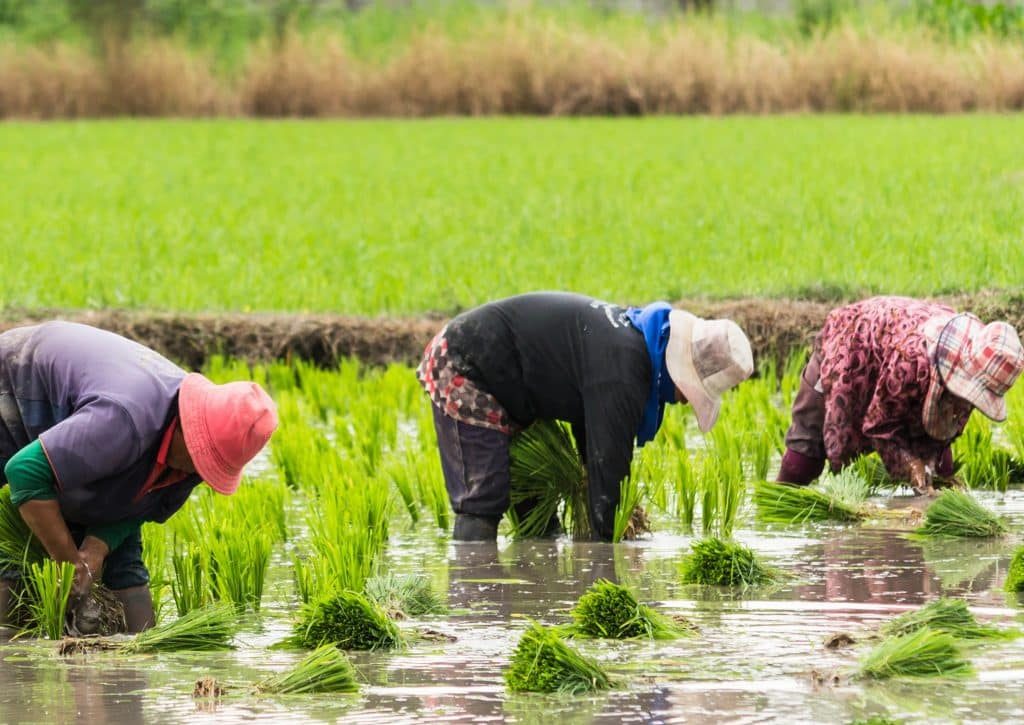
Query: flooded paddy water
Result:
<box><xmin>2</xmin><ymin>488</ymin><xmax>1023</xmax><ymax>724</ymax></box>
<box><xmin>2</xmin><ymin>358</ymin><xmax>1024</xmax><ymax>724</ymax></box>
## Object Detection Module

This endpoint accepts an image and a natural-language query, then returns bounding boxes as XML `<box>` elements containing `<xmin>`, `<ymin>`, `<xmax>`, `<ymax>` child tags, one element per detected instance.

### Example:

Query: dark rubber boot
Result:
<box><xmin>453</xmin><ymin>514</ymin><xmax>500</xmax><ymax>542</ymax></box>
<box><xmin>777</xmin><ymin>448</ymin><xmax>825</xmax><ymax>485</ymax></box>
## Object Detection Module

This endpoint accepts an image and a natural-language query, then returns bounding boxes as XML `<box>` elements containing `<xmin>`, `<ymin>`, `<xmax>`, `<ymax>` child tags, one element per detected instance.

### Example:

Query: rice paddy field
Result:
<box><xmin>2</xmin><ymin>354</ymin><xmax>1024</xmax><ymax>723</ymax></box>
<box><xmin>3</xmin><ymin>109</ymin><xmax>1024</xmax><ymax>723</ymax></box>
<box><xmin>1</xmin><ymin>116</ymin><xmax>1024</xmax><ymax>314</ymax></box>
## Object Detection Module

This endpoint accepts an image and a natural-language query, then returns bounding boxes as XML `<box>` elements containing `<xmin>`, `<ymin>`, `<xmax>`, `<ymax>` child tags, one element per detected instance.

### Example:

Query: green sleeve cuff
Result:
<box><xmin>86</xmin><ymin>520</ymin><xmax>142</xmax><ymax>551</ymax></box>
<box><xmin>5</xmin><ymin>440</ymin><xmax>57</xmax><ymax>507</ymax></box>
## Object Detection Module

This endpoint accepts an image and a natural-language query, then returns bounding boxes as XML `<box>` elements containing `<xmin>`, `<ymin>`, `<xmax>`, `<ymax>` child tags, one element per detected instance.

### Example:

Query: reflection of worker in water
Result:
<box><xmin>0</xmin><ymin>322</ymin><xmax>277</xmax><ymax>632</ymax></box>
<box><xmin>417</xmin><ymin>292</ymin><xmax>753</xmax><ymax>541</ymax></box>
<box><xmin>778</xmin><ymin>297</ymin><xmax>1024</xmax><ymax>493</ymax></box>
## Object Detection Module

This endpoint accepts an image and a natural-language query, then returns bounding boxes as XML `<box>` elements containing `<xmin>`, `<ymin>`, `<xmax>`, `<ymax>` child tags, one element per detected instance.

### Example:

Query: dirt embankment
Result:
<box><xmin>6</xmin><ymin>292</ymin><xmax>1023</xmax><ymax>371</ymax></box>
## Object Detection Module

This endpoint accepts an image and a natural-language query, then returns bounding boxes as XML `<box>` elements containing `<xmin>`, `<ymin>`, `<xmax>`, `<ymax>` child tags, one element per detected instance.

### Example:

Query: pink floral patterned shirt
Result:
<box><xmin>816</xmin><ymin>297</ymin><xmax>973</xmax><ymax>480</ymax></box>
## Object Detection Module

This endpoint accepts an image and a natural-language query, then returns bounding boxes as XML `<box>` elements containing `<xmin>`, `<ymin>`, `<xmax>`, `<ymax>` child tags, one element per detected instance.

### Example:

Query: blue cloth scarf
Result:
<box><xmin>625</xmin><ymin>302</ymin><xmax>678</xmax><ymax>447</ymax></box>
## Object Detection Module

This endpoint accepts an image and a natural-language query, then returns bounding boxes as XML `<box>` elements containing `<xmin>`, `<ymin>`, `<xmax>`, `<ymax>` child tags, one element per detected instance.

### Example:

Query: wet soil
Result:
<box><xmin>5</xmin><ymin>291</ymin><xmax>1024</xmax><ymax>370</ymax></box>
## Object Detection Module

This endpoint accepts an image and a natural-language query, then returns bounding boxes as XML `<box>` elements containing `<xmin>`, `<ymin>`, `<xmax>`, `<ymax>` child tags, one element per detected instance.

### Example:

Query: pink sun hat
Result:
<box><xmin>179</xmin><ymin>373</ymin><xmax>279</xmax><ymax>495</ymax></box>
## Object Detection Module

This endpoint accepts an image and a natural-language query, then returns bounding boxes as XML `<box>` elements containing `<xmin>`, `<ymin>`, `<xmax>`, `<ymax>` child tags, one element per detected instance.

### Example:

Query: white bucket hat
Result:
<box><xmin>665</xmin><ymin>311</ymin><xmax>754</xmax><ymax>432</ymax></box>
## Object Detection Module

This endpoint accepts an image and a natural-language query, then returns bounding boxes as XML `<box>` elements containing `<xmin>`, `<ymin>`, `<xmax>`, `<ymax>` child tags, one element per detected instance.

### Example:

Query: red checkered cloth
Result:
<box><xmin>416</xmin><ymin>329</ymin><xmax>516</xmax><ymax>434</ymax></box>
<box><xmin>924</xmin><ymin>313</ymin><xmax>1024</xmax><ymax>436</ymax></box>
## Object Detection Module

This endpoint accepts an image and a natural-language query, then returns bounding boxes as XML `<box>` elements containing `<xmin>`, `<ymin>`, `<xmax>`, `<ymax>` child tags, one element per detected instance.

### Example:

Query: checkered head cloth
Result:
<box><xmin>923</xmin><ymin>313</ymin><xmax>1024</xmax><ymax>437</ymax></box>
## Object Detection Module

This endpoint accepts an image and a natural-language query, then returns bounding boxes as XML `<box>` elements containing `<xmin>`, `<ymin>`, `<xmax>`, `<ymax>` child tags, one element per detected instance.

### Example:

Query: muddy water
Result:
<box><xmin>2</xmin><ymin>490</ymin><xmax>1023</xmax><ymax>724</ymax></box>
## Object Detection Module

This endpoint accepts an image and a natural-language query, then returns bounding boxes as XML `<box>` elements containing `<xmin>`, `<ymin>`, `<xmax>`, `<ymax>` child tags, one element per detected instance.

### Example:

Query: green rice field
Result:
<box><xmin>2</xmin><ymin>116</ymin><xmax>1023</xmax><ymax>314</ymax></box>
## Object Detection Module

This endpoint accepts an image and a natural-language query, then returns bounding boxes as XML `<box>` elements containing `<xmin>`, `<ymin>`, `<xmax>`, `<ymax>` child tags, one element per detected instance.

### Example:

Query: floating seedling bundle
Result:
<box><xmin>858</xmin><ymin>627</ymin><xmax>972</xmax><ymax>679</ymax></box>
<box><xmin>916</xmin><ymin>489</ymin><xmax>1007</xmax><ymax>538</ymax></box>
<box><xmin>294</xmin><ymin>589</ymin><xmax>405</xmax><ymax>650</ymax></box>
<box><xmin>1004</xmin><ymin>546</ymin><xmax>1024</xmax><ymax>594</ymax></box>
<box><xmin>680</xmin><ymin>537</ymin><xmax>775</xmax><ymax>587</ymax></box>
<box><xmin>880</xmin><ymin>598</ymin><xmax>1018</xmax><ymax>640</ymax></box>
<box><xmin>569</xmin><ymin>579</ymin><xmax>694</xmax><ymax>640</ymax></box>
<box><xmin>504</xmin><ymin>621</ymin><xmax>613</xmax><ymax>694</ymax></box>
<box><xmin>255</xmin><ymin>644</ymin><xmax>360</xmax><ymax>695</ymax></box>
<box><xmin>752</xmin><ymin>479</ymin><xmax>865</xmax><ymax>524</ymax></box>
<box><xmin>364</xmin><ymin>573</ymin><xmax>446</xmax><ymax>619</ymax></box>
<box><xmin>60</xmin><ymin>603</ymin><xmax>236</xmax><ymax>655</ymax></box>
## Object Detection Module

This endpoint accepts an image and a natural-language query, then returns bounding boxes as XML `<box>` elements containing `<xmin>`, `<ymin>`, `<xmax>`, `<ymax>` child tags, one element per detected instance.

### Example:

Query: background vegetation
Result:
<box><xmin>3</xmin><ymin>1</ymin><xmax>1024</xmax><ymax>117</ymax></box>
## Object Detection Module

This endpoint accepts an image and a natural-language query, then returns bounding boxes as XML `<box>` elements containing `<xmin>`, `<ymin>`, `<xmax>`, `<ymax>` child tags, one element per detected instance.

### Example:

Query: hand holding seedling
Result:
<box><xmin>908</xmin><ymin>458</ymin><xmax>935</xmax><ymax>496</ymax></box>
<box><xmin>74</xmin><ymin>536</ymin><xmax>108</xmax><ymax>597</ymax></box>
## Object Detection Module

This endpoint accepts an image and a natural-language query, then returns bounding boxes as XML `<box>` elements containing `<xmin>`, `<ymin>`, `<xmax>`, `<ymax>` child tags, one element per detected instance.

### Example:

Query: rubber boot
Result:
<box><xmin>112</xmin><ymin>584</ymin><xmax>155</xmax><ymax>633</ymax></box>
<box><xmin>777</xmin><ymin>448</ymin><xmax>825</xmax><ymax>485</ymax></box>
<box><xmin>0</xmin><ymin>579</ymin><xmax>13</xmax><ymax>629</ymax></box>
<box><xmin>453</xmin><ymin>514</ymin><xmax>500</xmax><ymax>542</ymax></box>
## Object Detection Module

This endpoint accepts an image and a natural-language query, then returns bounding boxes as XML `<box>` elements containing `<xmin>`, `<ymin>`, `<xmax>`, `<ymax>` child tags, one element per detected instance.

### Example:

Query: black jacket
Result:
<box><xmin>444</xmin><ymin>292</ymin><xmax>651</xmax><ymax>539</ymax></box>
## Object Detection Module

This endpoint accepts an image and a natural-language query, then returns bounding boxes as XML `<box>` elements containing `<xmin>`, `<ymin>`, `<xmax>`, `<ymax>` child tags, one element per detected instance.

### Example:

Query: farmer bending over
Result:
<box><xmin>778</xmin><ymin>296</ymin><xmax>1024</xmax><ymax>494</ymax></box>
<box><xmin>417</xmin><ymin>292</ymin><xmax>754</xmax><ymax>541</ymax></box>
<box><xmin>0</xmin><ymin>322</ymin><xmax>277</xmax><ymax>632</ymax></box>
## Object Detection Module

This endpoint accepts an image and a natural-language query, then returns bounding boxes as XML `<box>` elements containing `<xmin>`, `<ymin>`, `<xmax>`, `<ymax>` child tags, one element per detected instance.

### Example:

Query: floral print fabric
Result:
<box><xmin>816</xmin><ymin>296</ymin><xmax>973</xmax><ymax>480</ymax></box>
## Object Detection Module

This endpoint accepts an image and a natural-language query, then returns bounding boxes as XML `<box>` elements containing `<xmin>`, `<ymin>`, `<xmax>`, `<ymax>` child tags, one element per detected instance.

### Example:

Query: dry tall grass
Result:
<box><xmin>3</xmin><ymin>22</ymin><xmax>1024</xmax><ymax>118</ymax></box>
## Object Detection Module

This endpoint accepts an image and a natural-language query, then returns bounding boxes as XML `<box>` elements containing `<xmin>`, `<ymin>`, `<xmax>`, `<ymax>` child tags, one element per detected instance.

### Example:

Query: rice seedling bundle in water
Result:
<box><xmin>171</xmin><ymin>544</ymin><xmax>212</xmax><ymax>616</ymax></box>
<box><xmin>752</xmin><ymin>480</ymin><xmax>864</xmax><ymax>524</ymax></box>
<box><xmin>858</xmin><ymin>627</ymin><xmax>972</xmax><ymax>679</ymax></box>
<box><xmin>21</xmin><ymin>560</ymin><xmax>75</xmax><ymax>640</ymax></box>
<box><xmin>880</xmin><ymin>598</ymin><xmax>1017</xmax><ymax>640</ymax></box>
<box><xmin>207</xmin><ymin>525</ymin><xmax>272</xmax><ymax>612</ymax></box>
<box><xmin>294</xmin><ymin>590</ymin><xmax>404</xmax><ymax>650</ymax></box>
<box><xmin>364</xmin><ymin>573</ymin><xmax>446</xmax><ymax>618</ymax></box>
<box><xmin>570</xmin><ymin>579</ymin><xmax>693</xmax><ymax>640</ymax></box>
<box><xmin>504</xmin><ymin>622</ymin><xmax>612</xmax><ymax>694</ymax></box>
<box><xmin>680</xmin><ymin>537</ymin><xmax>774</xmax><ymax>587</ymax></box>
<box><xmin>917</xmin><ymin>489</ymin><xmax>1007</xmax><ymax>538</ymax></box>
<box><xmin>509</xmin><ymin>419</ymin><xmax>589</xmax><ymax>539</ymax></box>
<box><xmin>255</xmin><ymin>644</ymin><xmax>360</xmax><ymax>695</ymax></box>
<box><xmin>122</xmin><ymin>603</ymin><xmax>237</xmax><ymax>653</ymax></box>
<box><xmin>1004</xmin><ymin>545</ymin><xmax>1024</xmax><ymax>593</ymax></box>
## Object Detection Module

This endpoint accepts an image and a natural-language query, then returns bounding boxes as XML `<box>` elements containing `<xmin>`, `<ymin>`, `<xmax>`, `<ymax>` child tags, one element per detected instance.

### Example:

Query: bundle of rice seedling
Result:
<box><xmin>679</xmin><ymin>537</ymin><xmax>775</xmax><ymax>587</ymax></box>
<box><xmin>569</xmin><ymin>579</ymin><xmax>694</xmax><ymax>640</ymax></box>
<box><xmin>916</xmin><ymin>490</ymin><xmax>1007</xmax><ymax>538</ymax></box>
<box><xmin>817</xmin><ymin>467</ymin><xmax>874</xmax><ymax>506</ymax></box>
<box><xmin>65</xmin><ymin>585</ymin><xmax>126</xmax><ymax>637</ymax></box>
<box><xmin>0</xmin><ymin>488</ymin><xmax>47</xmax><ymax>570</ymax></box>
<box><xmin>21</xmin><ymin>559</ymin><xmax>75</xmax><ymax>640</ymax></box>
<box><xmin>121</xmin><ymin>602</ymin><xmax>236</xmax><ymax>653</ymax></box>
<box><xmin>880</xmin><ymin>598</ymin><xmax>1018</xmax><ymax>640</ymax></box>
<box><xmin>858</xmin><ymin>627</ymin><xmax>972</xmax><ymax>679</ymax></box>
<box><xmin>753</xmin><ymin>480</ymin><xmax>864</xmax><ymax>524</ymax></box>
<box><xmin>504</xmin><ymin>621</ymin><xmax>612</xmax><ymax>694</ymax></box>
<box><xmin>255</xmin><ymin>644</ymin><xmax>360</xmax><ymax>695</ymax></box>
<box><xmin>1005</xmin><ymin>546</ymin><xmax>1024</xmax><ymax>593</ymax></box>
<box><xmin>364</xmin><ymin>573</ymin><xmax>446</xmax><ymax>619</ymax></box>
<box><xmin>294</xmin><ymin>589</ymin><xmax>404</xmax><ymax>650</ymax></box>
<box><xmin>509</xmin><ymin>420</ymin><xmax>589</xmax><ymax>539</ymax></box>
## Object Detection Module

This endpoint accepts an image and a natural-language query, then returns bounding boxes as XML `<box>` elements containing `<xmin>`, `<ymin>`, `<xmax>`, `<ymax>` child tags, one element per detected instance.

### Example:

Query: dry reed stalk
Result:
<box><xmin>5</xmin><ymin>23</ymin><xmax>1024</xmax><ymax>118</ymax></box>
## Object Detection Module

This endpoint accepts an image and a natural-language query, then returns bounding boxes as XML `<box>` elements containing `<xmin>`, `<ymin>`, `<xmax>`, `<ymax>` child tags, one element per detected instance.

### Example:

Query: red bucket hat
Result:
<box><xmin>923</xmin><ymin>314</ymin><xmax>1024</xmax><ymax>439</ymax></box>
<box><xmin>179</xmin><ymin>373</ymin><xmax>279</xmax><ymax>495</ymax></box>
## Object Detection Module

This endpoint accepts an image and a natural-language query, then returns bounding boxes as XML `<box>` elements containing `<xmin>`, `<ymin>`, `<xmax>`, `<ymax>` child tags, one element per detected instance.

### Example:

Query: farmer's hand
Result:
<box><xmin>908</xmin><ymin>458</ymin><xmax>935</xmax><ymax>496</ymax></box>
<box><xmin>73</xmin><ymin>536</ymin><xmax>109</xmax><ymax>598</ymax></box>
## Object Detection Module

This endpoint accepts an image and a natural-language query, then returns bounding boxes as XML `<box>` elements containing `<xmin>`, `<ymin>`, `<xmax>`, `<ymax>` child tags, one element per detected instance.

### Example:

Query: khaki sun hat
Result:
<box><xmin>922</xmin><ymin>313</ymin><xmax>1024</xmax><ymax>439</ymax></box>
<box><xmin>665</xmin><ymin>311</ymin><xmax>754</xmax><ymax>432</ymax></box>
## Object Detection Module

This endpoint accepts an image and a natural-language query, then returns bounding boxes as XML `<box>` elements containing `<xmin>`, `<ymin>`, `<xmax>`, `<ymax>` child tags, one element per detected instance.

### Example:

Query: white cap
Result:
<box><xmin>665</xmin><ymin>311</ymin><xmax>754</xmax><ymax>432</ymax></box>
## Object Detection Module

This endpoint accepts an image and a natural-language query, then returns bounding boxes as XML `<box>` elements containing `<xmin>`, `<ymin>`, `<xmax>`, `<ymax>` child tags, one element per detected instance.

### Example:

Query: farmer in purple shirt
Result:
<box><xmin>0</xmin><ymin>322</ymin><xmax>278</xmax><ymax>631</ymax></box>
<box><xmin>778</xmin><ymin>297</ymin><xmax>1024</xmax><ymax>493</ymax></box>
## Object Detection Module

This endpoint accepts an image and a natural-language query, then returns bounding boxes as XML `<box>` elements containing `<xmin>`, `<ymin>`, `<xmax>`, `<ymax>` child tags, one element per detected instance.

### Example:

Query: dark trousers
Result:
<box><xmin>431</xmin><ymin>404</ymin><xmax>511</xmax><ymax>520</ymax></box>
